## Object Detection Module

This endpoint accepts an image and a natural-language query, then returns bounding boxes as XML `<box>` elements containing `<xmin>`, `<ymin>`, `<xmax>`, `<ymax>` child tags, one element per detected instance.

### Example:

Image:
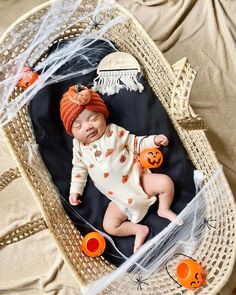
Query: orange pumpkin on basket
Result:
<box><xmin>17</xmin><ymin>66</ymin><xmax>38</xmax><ymax>90</ymax></box>
<box><xmin>176</xmin><ymin>258</ymin><xmax>206</xmax><ymax>289</ymax></box>
<box><xmin>140</xmin><ymin>148</ymin><xmax>163</xmax><ymax>169</ymax></box>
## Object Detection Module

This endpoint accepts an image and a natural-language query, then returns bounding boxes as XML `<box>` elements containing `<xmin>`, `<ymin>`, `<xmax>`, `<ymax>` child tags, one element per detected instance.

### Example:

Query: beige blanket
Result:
<box><xmin>0</xmin><ymin>0</ymin><xmax>235</xmax><ymax>294</ymax></box>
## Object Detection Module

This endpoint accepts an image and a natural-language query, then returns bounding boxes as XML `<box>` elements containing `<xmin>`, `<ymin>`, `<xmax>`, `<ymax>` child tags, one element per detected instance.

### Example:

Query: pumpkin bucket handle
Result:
<box><xmin>165</xmin><ymin>253</ymin><xmax>197</xmax><ymax>287</ymax></box>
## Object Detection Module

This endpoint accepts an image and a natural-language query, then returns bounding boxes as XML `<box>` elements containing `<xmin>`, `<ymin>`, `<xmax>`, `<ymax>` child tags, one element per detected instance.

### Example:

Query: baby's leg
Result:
<box><xmin>141</xmin><ymin>173</ymin><xmax>181</xmax><ymax>224</ymax></box>
<box><xmin>103</xmin><ymin>202</ymin><xmax>149</xmax><ymax>252</ymax></box>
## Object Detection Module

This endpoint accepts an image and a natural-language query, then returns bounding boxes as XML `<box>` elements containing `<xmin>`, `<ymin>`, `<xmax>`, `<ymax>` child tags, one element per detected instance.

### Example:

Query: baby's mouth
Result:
<box><xmin>88</xmin><ymin>130</ymin><xmax>97</xmax><ymax>138</ymax></box>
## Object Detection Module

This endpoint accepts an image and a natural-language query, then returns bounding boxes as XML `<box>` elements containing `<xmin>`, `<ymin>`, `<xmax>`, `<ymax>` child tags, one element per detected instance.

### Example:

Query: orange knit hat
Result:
<box><xmin>60</xmin><ymin>85</ymin><xmax>109</xmax><ymax>135</ymax></box>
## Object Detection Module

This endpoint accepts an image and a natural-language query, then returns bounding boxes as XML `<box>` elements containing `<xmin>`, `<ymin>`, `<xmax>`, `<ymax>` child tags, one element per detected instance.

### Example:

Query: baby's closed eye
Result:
<box><xmin>74</xmin><ymin>124</ymin><xmax>82</xmax><ymax>129</ymax></box>
<box><xmin>90</xmin><ymin>115</ymin><xmax>99</xmax><ymax>122</ymax></box>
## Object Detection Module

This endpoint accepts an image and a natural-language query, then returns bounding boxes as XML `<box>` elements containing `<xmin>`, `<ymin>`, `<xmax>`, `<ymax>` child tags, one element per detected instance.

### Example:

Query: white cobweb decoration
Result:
<box><xmin>80</xmin><ymin>168</ymin><xmax>223</xmax><ymax>294</ymax></box>
<box><xmin>0</xmin><ymin>1</ymin><xmax>228</xmax><ymax>294</ymax></box>
<box><xmin>0</xmin><ymin>0</ymin><xmax>126</xmax><ymax>127</ymax></box>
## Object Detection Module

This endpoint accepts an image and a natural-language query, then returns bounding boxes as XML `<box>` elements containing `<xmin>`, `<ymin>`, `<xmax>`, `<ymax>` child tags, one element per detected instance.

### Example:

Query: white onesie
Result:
<box><xmin>70</xmin><ymin>123</ymin><xmax>158</xmax><ymax>223</ymax></box>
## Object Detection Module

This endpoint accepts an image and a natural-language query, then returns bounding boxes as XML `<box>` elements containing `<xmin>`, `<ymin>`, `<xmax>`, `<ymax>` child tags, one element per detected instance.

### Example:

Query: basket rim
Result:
<box><xmin>0</xmin><ymin>0</ymin><xmax>235</xmax><ymax>294</ymax></box>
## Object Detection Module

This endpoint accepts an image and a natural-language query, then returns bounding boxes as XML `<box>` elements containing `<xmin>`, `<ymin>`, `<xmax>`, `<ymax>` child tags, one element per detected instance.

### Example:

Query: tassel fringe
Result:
<box><xmin>93</xmin><ymin>69</ymin><xmax>144</xmax><ymax>95</ymax></box>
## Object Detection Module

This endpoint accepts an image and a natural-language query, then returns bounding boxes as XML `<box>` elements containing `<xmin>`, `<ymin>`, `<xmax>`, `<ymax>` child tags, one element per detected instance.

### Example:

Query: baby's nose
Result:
<box><xmin>85</xmin><ymin>124</ymin><xmax>93</xmax><ymax>131</ymax></box>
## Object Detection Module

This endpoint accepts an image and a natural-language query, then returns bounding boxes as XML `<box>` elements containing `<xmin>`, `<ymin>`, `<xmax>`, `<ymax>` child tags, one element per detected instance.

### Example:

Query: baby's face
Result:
<box><xmin>71</xmin><ymin>109</ymin><xmax>107</xmax><ymax>144</ymax></box>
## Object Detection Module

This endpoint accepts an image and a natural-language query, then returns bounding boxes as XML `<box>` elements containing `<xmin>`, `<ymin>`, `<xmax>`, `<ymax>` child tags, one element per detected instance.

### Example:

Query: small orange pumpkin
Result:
<box><xmin>176</xmin><ymin>258</ymin><xmax>206</xmax><ymax>289</ymax></box>
<box><xmin>68</xmin><ymin>85</ymin><xmax>91</xmax><ymax>105</ymax></box>
<box><xmin>17</xmin><ymin>66</ymin><xmax>38</xmax><ymax>90</ymax></box>
<box><xmin>140</xmin><ymin>148</ymin><xmax>163</xmax><ymax>169</ymax></box>
<box><xmin>81</xmin><ymin>232</ymin><xmax>106</xmax><ymax>257</ymax></box>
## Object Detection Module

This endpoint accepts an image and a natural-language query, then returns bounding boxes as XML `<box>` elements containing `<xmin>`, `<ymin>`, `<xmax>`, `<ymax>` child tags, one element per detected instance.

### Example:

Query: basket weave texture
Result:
<box><xmin>0</xmin><ymin>1</ymin><xmax>235</xmax><ymax>294</ymax></box>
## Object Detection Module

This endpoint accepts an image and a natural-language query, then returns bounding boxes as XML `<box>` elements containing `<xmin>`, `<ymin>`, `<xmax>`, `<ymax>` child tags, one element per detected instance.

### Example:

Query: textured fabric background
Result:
<box><xmin>0</xmin><ymin>0</ymin><xmax>235</xmax><ymax>294</ymax></box>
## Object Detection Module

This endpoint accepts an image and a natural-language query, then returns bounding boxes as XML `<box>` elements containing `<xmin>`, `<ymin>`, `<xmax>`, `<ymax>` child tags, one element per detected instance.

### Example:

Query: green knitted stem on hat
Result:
<box><xmin>76</xmin><ymin>84</ymin><xmax>82</xmax><ymax>92</ymax></box>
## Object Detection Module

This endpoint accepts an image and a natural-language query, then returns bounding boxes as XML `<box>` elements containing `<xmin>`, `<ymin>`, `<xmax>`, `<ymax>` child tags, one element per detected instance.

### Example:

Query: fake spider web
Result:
<box><xmin>0</xmin><ymin>0</ymin><xmax>125</xmax><ymax>127</ymax></box>
<box><xmin>0</xmin><ymin>1</ymin><xmax>230</xmax><ymax>294</ymax></box>
<box><xmin>80</xmin><ymin>168</ymin><xmax>223</xmax><ymax>294</ymax></box>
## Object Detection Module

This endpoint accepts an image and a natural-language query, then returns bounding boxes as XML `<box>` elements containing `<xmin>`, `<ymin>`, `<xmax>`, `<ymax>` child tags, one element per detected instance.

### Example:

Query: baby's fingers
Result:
<box><xmin>161</xmin><ymin>139</ymin><xmax>169</xmax><ymax>146</ymax></box>
<box><xmin>69</xmin><ymin>194</ymin><xmax>81</xmax><ymax>206</ymax></box>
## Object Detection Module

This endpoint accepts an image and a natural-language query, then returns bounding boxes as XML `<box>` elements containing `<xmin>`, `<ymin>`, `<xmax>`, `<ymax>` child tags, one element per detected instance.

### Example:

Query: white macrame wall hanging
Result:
<box><xmin>93</xmin><ymin>51</ymin><xmax>144</xmax><ymax>95</ymax></box>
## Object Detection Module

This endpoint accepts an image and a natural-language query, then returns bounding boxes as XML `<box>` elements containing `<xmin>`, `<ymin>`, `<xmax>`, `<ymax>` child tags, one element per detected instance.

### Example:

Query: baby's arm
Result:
<box><xmin>113</xmin><ymin>124</ymin><xmax>168</xmax><ymax>153</ymax></box>
<box><xmin>70</xmin><ymin>164</ymin><xmax>88</xmax><ymax>205</ymax></box>
<box><xmin>69</xmin><ymin>140</ymin><xmax>88</xmax><ymax>205</ymax></box>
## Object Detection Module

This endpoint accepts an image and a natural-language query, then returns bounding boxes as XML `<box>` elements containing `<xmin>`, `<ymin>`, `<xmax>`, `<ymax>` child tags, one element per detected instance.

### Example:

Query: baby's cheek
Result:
<box><xmin>74</xmin><ymin>131</ymin><xmax>84</xmax><ymax>142</ymax></box>
<box><xmin>98</xmin><ymin>122</ymin><xmax>107</xmax><ymax>133</ymax></box>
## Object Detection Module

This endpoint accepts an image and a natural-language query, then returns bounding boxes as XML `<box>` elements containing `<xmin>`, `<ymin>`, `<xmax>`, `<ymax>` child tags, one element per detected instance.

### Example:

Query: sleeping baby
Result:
<box><xmin>60</xmin><ymin>84</ymin><xmax>180</xmax><ymax>252</ymax></box>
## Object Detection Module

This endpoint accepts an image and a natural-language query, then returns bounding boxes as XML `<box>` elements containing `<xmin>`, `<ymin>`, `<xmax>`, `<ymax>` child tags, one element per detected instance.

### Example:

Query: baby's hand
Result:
<box><xmin>154</xmin><ymin>134</ymin><xmax>169</xmax><ymax>146</ymax></box>
<box><xmin>69</xmin><ymin>193</ymin><xmax>82</xmax><ymax>206</ymax></box>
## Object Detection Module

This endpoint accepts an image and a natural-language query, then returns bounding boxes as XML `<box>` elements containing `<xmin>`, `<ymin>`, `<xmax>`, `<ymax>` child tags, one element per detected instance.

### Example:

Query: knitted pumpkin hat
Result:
<box><xmin>60</xmin><ymin>84</ymin><xmax>109</xmax><ymax>135</ymax></box>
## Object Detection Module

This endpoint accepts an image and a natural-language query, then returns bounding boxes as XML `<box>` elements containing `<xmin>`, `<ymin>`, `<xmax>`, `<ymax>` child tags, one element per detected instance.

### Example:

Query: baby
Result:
<box><xmin>60</xmin><ymin>84</ymin><xmax>179</xmax><ymax>252</ymax></box>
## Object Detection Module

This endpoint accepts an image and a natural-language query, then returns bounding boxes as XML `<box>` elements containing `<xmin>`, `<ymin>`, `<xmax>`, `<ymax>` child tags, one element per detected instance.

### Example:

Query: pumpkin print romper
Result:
<box><xmin>70</xmin><ymin>123</ymin><xmax>158</xmax><ymax>223</ymax></box>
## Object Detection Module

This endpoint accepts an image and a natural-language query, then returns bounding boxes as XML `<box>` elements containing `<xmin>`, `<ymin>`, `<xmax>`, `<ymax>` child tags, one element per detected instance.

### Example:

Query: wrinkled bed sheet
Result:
<box><xmin>0</xmin><ymin>0</ymin><xmax>235</xmax><ymax>294</ymax></box>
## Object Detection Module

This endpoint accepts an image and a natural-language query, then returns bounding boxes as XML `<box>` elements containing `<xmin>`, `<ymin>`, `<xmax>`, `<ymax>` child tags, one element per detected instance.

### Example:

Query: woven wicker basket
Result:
<box><xmin>0</xmin><ymin>1</ymin><xmax>235</xmax><ymax>294</ymax></box>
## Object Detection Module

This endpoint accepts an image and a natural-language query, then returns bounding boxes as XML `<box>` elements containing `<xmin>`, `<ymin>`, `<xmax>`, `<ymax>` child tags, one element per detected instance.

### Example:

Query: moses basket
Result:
<box><xmin>0</xmin><ymin>1</ymin><xmax>235</xmax><ymax>294</ymax></box>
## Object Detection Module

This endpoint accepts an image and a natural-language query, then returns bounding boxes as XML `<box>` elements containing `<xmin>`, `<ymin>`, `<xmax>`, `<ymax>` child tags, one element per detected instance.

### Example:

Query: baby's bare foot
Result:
<box><xmin>133</xmin><ymin>225</ymin><xmax>149</xmax><ymax>253</ymax></box>
<box><xmin>157</xmin><ymin>208</ymin><xmax>183</xmax><ymax>225</ymax></box>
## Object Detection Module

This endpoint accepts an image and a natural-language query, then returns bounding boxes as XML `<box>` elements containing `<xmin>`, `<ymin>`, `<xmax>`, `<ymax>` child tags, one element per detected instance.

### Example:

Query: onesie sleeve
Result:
<box><xmin>112</xmin><ymin>124</ymin><xmax>159</xmax><ymax>154</ymax></box>
<box><xmin>70</xmin><ymin>139</ymin><xmax>88</xmax><ymax>195</ymax></box>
